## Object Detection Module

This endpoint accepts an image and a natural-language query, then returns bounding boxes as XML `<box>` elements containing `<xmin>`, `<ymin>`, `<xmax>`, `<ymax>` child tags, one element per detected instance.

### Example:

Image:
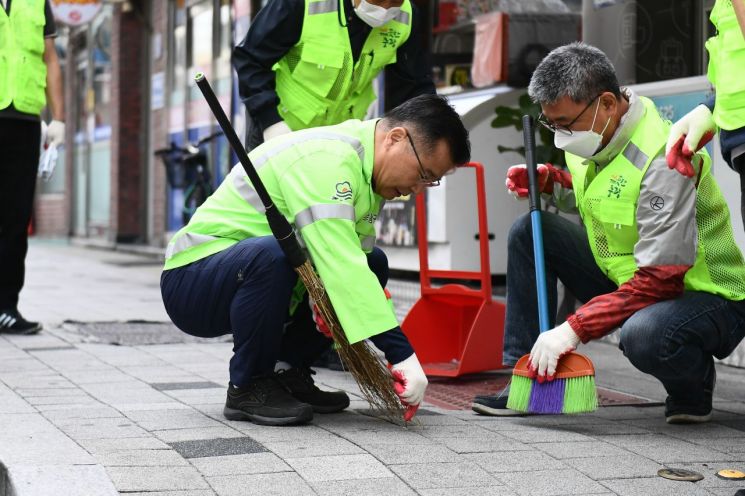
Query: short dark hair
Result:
<box><xmin>381</xmin><ymin>94</ymin><xmax>471</xmax><ymax>165</ymax></box>
<box><xmin>528</xmin><ymin>42</ymin><xmax>621</xmax><ymax>105</ymax></box>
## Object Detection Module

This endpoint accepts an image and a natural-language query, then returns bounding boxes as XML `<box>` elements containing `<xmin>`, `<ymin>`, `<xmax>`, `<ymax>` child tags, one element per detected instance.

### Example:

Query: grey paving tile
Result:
<box><xmin>190</xmin><ymin>452</ymin><xmax>290</xmax><ymax>476</ymax></box>
<box><xmin>337</xmin><ymin>428</ymin><xmax>434</xmax><ymax>446</ymax></box>
<box><xmin>106</xmin><ymin>466</ymin><xmax>210</xmax><ymax>492</ymax></box>
<box><xmin>228</xmin><ymin>423</ymin><xmax>339</xmax><ymax>443</ymax></box>
<box><xmin>95</xmin><ymin>448</ymin><xmax>189</xmax><ymax>466</ymax></box>
<box><xmin>43</xmin><ymin>405</ymin><xmax>128</xmax><ymax>420</ymax></box>
<box><xmin>150</xmin><ymin>381</ymin><xmax>222</xmax><ymax>391</ymax></box>
<box><xmin>363</xmin><ymin>443</ymin><xmax>459</xmax><ymax>464</ymax></box>
<box><xmin>311</xmin><ymin>477</ymin><xmax>418</xmax><ymax>496</ymax></box>
<box><xmin>570</xmin><ymin>454</ymin><xmax>664</xmax><ymax>480</ymax></box>
<box><xmin>495</xmin><ymin>468</ymin><xmax>609</xmax><ymax>496</ymax></box>
<box><xmin>207</xmin><ymin>472</ymin><xmax>316</xmax><ymax>496</ymax></box>
<box><xmin>263</xmin><ymin>437</ymin><xmax>364</xmax><ymax>458</ymax></box>
<box><xmin>462</xmin><ymin>450</ymin><xmax>568</xmax><ymax>473</ymax></box>
<box><xmin>55</xmin><ymin>416</ymin><xmax>151</xmax><ymax>440</ymax></box>
<box><xmin>125</xmin><ymin>409</ymin><xmax>223</xmax><ymax>430</ymax></box>
<box><xmin>531</xmin><ymin>440</ymin><xmax>631</xmax><ymax>459</ymax></box>
<box><xmin>6</xmin><ymin>464</ymin><xmax>118</xmax><ymax>496</ymax></box>
<box><xmin>418</xmin><ymin>488</ymin><xmax>518</xmax><ymax>496</ymax></box>
<box><xmin>154</xmin><ymin>426</ymin><xmax>244</xmax><ymax>443</ymax></box>
<box><xmin>436</xmin><ymin>432</ymin><xmax>534</xmax><ymax>454</ymax></box>
<box><xmin>690</xmin><ymin>436</ymin><xmax>745</xmax><ymax>454</ymax></box>
<box><xmin>123</xmin><ymin>492</ymin><xmax>216</xmax><ymax>496</ymax></box>
<box><xmin>78</xmin><ymin>436</ymin><xmax>172</xmax><ymax>454</ymax></box>
<box><xmin>414</xmin><ymin>424</ymin><xmax>496</xmax><ymax>439</ymax></box>
<box><xmin>599</xmin><ymin>434</ymin><xmax>737</xmax><ymax>463</ymax></box>
<box><xmin>169</xmin><ymin>437</ymin><xmax>267</xmax><ymax>458</ymax></box>
<box><xmin>285</xmin><ymin>453</ymin><xmax>393</xmax><ymax>482</ymax></box>
<box><xmin>389</xmin><ymin>461</ymin><xmax>497</xmax><ymax>489</ymax></box>
<box><xmin>498</xmin><ymin>425</ymin><xmax>596</xmax><ymax>444</ymax></box>
<box><xmin>599</xmin><ymin>476</ymin><xmax>715</xmax><ymax>495</ymax></box>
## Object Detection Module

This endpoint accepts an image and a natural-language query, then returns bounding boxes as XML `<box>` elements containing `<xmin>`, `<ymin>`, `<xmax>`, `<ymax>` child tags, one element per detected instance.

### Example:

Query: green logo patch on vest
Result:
<box><xmin>608</xmin><ymin>175</ymin><xmax>628</xmax><ymax>198</ymax></box>
<box><xmin>332</xmin><ymin>181</ymin><xmax>353</xmax><ymax>201</ymax></box>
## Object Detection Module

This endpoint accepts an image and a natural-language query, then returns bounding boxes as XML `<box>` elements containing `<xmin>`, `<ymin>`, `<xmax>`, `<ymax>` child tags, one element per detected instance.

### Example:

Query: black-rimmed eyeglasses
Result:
<box><xmin>405</xmin><ymin>129</ymin><xmax>441</xmax><ymax>187</ymax></box>
<box><xmin>537</xmin><ymin>95</ymin><xmax>600</xmax><ymax>136</ymax></box>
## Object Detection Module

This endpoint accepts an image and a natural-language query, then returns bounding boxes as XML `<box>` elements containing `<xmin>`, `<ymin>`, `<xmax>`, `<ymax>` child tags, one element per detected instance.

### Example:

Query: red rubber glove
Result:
<box><xmin>505</xmin><ymin>163</ymin><xmax>572</xmax><ymax>199</ymax></box>
<box><xmin>309</xmin><ymin>297</ymin><xmax>332</xmax><ymax>339</ymax></box>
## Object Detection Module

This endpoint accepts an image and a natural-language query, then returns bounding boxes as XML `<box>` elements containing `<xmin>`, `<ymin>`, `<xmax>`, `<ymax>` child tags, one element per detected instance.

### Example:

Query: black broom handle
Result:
<box><xmin>194</xmin><ymin>73</ymin><xmax>306</xmax><ymax>268</ymax></box>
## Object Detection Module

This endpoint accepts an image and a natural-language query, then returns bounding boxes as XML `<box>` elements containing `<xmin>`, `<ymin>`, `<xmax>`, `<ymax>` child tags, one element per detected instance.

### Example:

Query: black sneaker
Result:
<box><xmin>223</xmin><ymin>375</ymin><xmax>313</xmax><ymax>426</ymax></box>
<box><xmin>275</xmin><ymin>367</ymin><xmax>350</xmax><ymax>413</ymax></box>
<box><xmin>665</xmin><ymin>367</ymin><xmax>715</xmax><ymax>425</ymax></box>
<box><xmin>0</xmin><ymin>309</ymin><xmax>42</xmax><ymax>335</ymax></box>
<box><xmin>471</xmin><ymin>390</ymin><xmax>528</xmax><ymax>416</ymax></box>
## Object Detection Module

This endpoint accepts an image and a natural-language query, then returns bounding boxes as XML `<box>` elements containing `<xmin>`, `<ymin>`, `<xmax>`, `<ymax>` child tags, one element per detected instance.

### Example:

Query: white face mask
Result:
<box><xmin>554</xmin><ymin>100</ymin><xmax>611</xmax><ymax>158</ymax></box>
<box><xmin>354</xmin><ymin>0</ymin><xmax>401</xmax><ymax>28</ymax></box>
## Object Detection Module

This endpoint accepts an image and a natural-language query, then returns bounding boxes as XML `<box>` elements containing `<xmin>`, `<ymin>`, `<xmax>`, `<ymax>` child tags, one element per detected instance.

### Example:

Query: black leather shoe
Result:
<box><xmin>666</xmin><ymin>366</ymin><xmax>715</xmax><ymax>425</ymax></box>
<box><xmin>471</xmin><ymin>390</ymin><xmax>528</xmax><ymax>416</ymax></box>
<box><xmin>275</xmin><ymin>367</ymin><xmax>350</xmax><ymax>413</ymax></box>
<box><xmin>223</xmin><ymin>375</ymin><xmax>313</xmax><ymax>426</ymax></box>
<box><xmin>0</xmin><ymin>309</ymin><xmax>42</xmax><ymax>335</ymax></box>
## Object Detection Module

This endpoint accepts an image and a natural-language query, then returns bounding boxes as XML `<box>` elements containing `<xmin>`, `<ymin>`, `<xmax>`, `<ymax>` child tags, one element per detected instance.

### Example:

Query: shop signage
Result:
<box><xmin>50</xmin><ymin>0</ymin><xmax>103</xmax><ymax>27</ymax></box>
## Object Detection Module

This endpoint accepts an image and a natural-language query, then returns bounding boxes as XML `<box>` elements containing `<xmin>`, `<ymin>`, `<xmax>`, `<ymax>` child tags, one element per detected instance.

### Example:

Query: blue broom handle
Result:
<box><xmin>522</xmin><ymin>115</ymin><xmax>551</xmax><ymax>333</ymax></box>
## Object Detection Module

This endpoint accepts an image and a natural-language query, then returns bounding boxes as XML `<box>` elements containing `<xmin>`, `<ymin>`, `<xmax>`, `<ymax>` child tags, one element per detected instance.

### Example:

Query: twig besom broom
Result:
<box><xmin>506</xmin><ymin>115</ymin><xmax>598</xmax><ymax>415</ymax></box>
<box><xmin>194</xmin><ymin>73</ymin><xmax>405</xmax><ymax>419</ymax></box>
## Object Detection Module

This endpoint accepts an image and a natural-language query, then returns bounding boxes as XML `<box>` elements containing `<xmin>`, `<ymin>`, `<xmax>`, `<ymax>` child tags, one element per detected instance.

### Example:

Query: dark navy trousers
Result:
<box><xmin>161</xmin><ymin>236</ymin><xmax>391</xmax><ymax>386</ymax></box>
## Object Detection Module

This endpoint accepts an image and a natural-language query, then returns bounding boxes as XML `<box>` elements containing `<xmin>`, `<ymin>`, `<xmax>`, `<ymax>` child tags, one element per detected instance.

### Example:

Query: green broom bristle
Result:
<box><xmin>506</xmin><ymin>374</ymin><xmax>532</xmax><ymax>412</ymax></box>
<box><xmin>561</xmin><ymin>375</ymin><xmax>598</xmax><ymax>414</ymax></box>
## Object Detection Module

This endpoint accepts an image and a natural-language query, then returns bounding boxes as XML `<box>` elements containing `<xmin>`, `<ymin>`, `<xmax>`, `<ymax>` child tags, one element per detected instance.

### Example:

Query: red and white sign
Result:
<box><xmin>50</xmin><ymin>0</ymin><xmax>102</xmax><ymax>27</ymax></box>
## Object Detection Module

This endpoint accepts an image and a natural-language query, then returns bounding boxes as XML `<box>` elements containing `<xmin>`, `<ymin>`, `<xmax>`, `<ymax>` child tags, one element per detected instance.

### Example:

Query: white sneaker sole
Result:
<box><xmin>665</xmin><ymin>412</ymin><xmax>712</xmax><ymax>424</ymax></box>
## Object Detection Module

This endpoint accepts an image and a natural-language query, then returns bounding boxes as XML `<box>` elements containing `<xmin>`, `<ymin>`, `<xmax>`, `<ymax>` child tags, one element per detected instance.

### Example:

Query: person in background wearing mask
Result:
<box><xmin>0</xmin><ymin>0</ymin><xmax>64</xmax><ymax>334</ymax></box>
<box><xmin>666</xmin><ymin>0</ymin><xmax>745</xmax><ymax>230</ymax></box>
<box><xmin>232</xmin><ymin>0</ymin><xmax>435</xmax><ymax>152</ymax></box>
<box><xmin>471</xmin><ymin>42</ymin><xmax>745</xmax><ymax>424</ymax></box>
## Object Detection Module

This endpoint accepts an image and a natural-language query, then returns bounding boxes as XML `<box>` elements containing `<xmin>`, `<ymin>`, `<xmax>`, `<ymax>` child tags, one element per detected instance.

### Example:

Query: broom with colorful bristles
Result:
<box><xmin>506</xmin><ymin>115</ymin><xmax>598</xmax><ymax>415</ymax></box>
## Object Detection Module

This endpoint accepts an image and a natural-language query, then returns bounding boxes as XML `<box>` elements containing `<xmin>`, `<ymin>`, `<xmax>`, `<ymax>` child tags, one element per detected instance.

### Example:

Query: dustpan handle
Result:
<box><xmin>522</xmin><ymin>115</ymin><xmax>551</xmax><ymax>333</ymax></box>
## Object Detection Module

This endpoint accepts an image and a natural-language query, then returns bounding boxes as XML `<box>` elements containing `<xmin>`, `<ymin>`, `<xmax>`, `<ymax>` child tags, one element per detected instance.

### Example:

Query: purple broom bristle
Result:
<box><xmin>528</xmin><ymin>378</ymin><xmax>566</xmax><ymax>414</ymax></box>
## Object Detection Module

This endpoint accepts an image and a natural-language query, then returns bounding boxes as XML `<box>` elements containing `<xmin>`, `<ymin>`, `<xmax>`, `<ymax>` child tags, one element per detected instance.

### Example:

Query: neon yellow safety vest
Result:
<box><xmin>0</xmin><ymin>0</ymin><xmax>48</xmax><ymax>115</ymax></box>
<box><xmin>565</xmin><ymin>96</ymin><xmax>745</xmax><ymax>300</ymax></box>
<box><xmin>163</xmin><ymin>119</ymin><xmax>397</xmax><ymax>343</ymax></box>
<box><xmin>274</xmin><ymin>0</ymin><xmax>412</xmax><ymax>131</ymax></box>
<box><xmin>706</xmin><ymin>0</ymin><xmax>745</xmax><ymax>130</ymax></box>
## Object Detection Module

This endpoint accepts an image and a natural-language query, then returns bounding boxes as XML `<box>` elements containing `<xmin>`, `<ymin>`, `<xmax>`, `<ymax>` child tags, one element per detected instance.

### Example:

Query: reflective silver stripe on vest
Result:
<box><xmin>308</xmin><ymin>0</ymin><xmax>337</xmax><ymax>15</ymax></box>
<box><xmin>166</xmin><ymin>232</ymin><xmax>219</xmax><ymax>259</ymax></box>
<box><xmin>360</xmin><ymin>235</ymin><xmax>375</xmax><ymax>251</ymax></box>
<box><xmin>393</xmin><ymin>10</ymin><xmax>410</xmax><ymax>25</ymax></box>
<box><xmin>295</xmin><ymin>204</ymin><xmax>356</xmax><ymax>229</ymax></box>
<box><xmin>230</xmin><ymin>165</ymin><xmax>266</xmax><ymax>213</ymax></box>
<box><xmin>623</xmin><ymin>142</ymin><xmax>648</xmax><ymax>170</ymax></box>
<box><xmin>252</xmin><ymin>130</ymin><xmax>365</xmax><ymax>168</ymax></box>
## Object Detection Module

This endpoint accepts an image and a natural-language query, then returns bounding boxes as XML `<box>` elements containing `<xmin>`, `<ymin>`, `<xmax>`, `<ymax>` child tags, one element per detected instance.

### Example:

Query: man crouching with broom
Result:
<box><xmin>160</xmin><ymin>94</ymin><xmax>471</xmax><ymax>426</ymax></box>
<box><xmin>472</xmin><ymin>42</ymin><xmax>745</xmax><ymax>424</ymax></box>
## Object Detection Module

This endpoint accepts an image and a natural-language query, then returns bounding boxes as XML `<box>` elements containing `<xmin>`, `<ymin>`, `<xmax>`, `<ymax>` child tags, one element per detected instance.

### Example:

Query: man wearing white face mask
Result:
<box><xmin>473</xmin><ymin>42</ymin><xmax>745</xmax><ymax>424</ymax></box>
<box><xmin>233</xmin><ymin>0</ymin><xmax>434</xmax><ymax>151</ymax></box>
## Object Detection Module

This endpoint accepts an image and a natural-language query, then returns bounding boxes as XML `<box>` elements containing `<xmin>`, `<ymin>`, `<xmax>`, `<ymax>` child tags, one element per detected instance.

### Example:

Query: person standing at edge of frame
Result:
<box><xmin>232</xmin><ymin>0</ymin><xmax>435</xmax><ymax>151</ymax></box>
<box><xmin>0</xmin><ymin>0</ymin><xmax>65</xmax><ymax>335</ymax></box>
<box><xmin>666</xmin><ymin>0</ymin><xmax>745</xmax><ymax>230</ymax></box>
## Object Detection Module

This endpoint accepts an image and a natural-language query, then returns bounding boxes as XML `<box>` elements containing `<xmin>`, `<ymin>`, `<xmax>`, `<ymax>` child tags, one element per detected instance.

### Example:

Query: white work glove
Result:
<box><xmin>46</xmin><ymin>119</ymin><xmax>65</xmax><ymax>148</ymax></box>
<box><xmin>262</xmin><ymin>121</ymin><xmax>292</xmax><ymax>142</ymax></box>
<box><xmin>665</xmin><ymin>104</ymin><xmax>716</xmax><ymax>178</ymax></box>
<box><xmin>391</xmin><ymin>353</ymin><xmax>428</xmax><ymax>421</ymax></box>
<box><xmin>529</xmin><ymin>321</ymin><xmax>581</xmax><ymax>381</ymax></box>
<box><xmin>505</xmin><ymin>163</ymin><xmax>573</xmax><ymax>200</ymax></box>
